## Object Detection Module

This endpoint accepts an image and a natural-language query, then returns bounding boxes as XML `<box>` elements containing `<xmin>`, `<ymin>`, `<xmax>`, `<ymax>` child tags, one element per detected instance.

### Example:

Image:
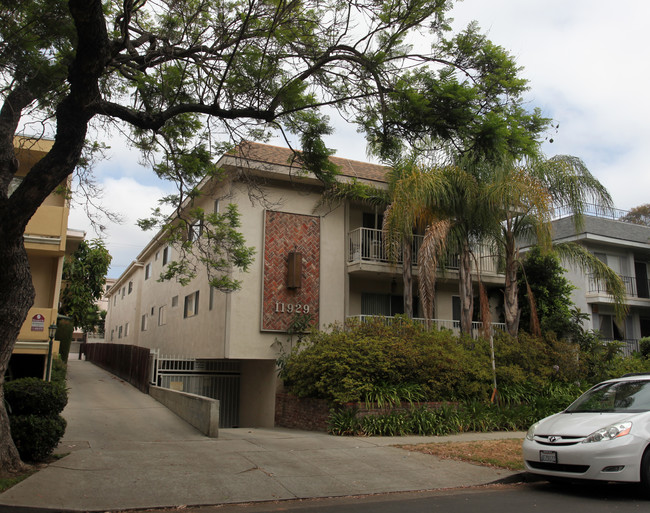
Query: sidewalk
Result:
<box><xmin>0</xmin><ymin>360</ymin><xmax>525</xmax><ymax>513</ymax></box>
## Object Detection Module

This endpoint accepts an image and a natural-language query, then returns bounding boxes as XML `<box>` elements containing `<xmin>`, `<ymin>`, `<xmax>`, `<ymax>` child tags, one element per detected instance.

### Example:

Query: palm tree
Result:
<box><xmin>321</xmin><ymin>159</ymin><xmax>423</xmax><ymax>318</ymax></box>
<box><xmin>483</xmin><ymin>155</ymin><xmax>628</xmax><ymax>336</ymax></box>
<box><xmin>386</xmin><ymin>161</ymin><xmax>493</xmax><ymax>334</ymax></box>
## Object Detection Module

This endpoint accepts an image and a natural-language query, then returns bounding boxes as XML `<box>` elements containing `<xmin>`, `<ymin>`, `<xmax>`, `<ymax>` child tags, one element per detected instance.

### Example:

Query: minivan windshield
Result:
<box><xmin>566</xmin><ymin>380</ymin><xmax>650</xmax><ymax>413</ymax></box>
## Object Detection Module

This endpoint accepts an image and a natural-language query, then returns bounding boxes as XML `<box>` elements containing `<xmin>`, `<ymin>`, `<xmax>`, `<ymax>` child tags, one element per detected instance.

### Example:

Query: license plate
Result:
<box><xmin>540</xmin><ymin>450</ymin><xmax>557</xmax><ymax>464</ymax></box>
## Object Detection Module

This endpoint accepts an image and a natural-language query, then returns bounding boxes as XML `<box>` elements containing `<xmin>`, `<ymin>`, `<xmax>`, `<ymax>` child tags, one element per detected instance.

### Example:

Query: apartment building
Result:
<box><xmin>551</xmin><ymin>207</ymin><xmax>650</xmax><ymax>353</ymax></box>
<box><xmin>8</xmin><ymin>137</ymin><xmax>83</xmax><ymax>380</ymax></box>
<box><xmin>105</xmin><ymin>142</ymin><xmax>505</xmax><ymax>428</ymax></box>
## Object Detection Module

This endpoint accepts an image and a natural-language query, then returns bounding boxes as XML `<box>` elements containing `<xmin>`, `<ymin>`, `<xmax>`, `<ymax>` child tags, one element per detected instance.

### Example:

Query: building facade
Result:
<box><xmin>105</xmin><ymin>142</ymin><xmax>505</xmax><ymax>427</ymax></box>
<box><xmin>551</xmin><ymin>208</ymin><xmax>650</xmax><ymax>353</ymax></box>
<box><xmin>8</xmin><ymin>137</ymin><xmax>83</xmax><ymax>380</ymax></box>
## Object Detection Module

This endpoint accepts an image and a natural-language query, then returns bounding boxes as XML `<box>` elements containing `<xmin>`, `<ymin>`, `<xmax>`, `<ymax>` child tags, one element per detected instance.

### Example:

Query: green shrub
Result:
<box><xmin>328</xmin><ymin>407</ymin><xmax>360</xmax><ymax>436</ymax></box>
<box><xmin>281</xmin><ymin>318</ymin><xmax>494</xmax><ymax>404</ymax></box>
<box><xmin>51</xmin><ymin>356</ymin><xmax>67</xmax><ymax>384</ymax></box>
<box><xmin>55</xmin><ymin>318</ymin><xmax>74</xmax><ymax>364</ymax></box>
<box><xmin>4</xmin><ymin>378</ymin><xmax>68</xmax><ymax>416</ymax></box>
<box><xmin>9</xmin><ymin>414</ymin><xmax>67</xmax><ymax>462</ymax></box>
<box><xmin>639</xmin><ymin>337</ymin><xmax>650</xmax><ymax>359</ymax></box>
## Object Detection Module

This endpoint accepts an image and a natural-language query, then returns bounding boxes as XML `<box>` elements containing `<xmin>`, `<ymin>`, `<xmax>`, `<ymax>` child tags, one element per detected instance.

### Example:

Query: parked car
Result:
<box><xmin>523</xmin><ymin>374</ymin><xmax>650</xmax><ymax>489</ymax></box>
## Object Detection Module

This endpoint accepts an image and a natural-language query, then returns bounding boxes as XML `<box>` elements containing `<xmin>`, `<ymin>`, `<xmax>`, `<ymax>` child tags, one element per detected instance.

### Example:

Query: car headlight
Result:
<box><xmin>582</xmin><ymin>422</ymin><xmax>632</xmax><ymax>443</ymax></box>
<box><xmin>526</xmin><ymin>421</ymin><xmax>540</xmax><ymax>441</ymax></box>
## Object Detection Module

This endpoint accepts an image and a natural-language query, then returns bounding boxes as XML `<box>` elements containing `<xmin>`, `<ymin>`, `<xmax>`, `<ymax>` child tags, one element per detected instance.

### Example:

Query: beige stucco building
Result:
<box><xmin>9</xmin><ymin>137</ymin><xmax>83</xmax><ymax>380</ymax></box>
<box><xmin>550</xmin><ymin>210</ymin><xmax>650</xmax><ymax>354</ymax></box>
<box><xmin>105</xmin><ymin>142</ymin><xmax>505</xmax><ymax>427</ymax></box>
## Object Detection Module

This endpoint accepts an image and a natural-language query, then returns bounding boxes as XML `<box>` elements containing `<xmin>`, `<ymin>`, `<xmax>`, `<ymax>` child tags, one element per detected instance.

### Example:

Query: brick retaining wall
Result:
<box><xmin>275</xmin><ymin>392</ymin><xmax>457</xmax><ymax>432</ymax></box>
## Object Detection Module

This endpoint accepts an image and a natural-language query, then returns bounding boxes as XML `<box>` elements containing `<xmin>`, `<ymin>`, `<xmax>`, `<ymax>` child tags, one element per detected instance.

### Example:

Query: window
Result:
<box><xmin>111</xmin><ymin>329</ymin><xmax>114</xmax><ymax>341</ymax></box>
<box><xmin>121</xmin><ymin>287</ymin><xmax>125</xmax><ymax>298</ymax></box>
<box><xmin>124</xmin><ymin>323</ymin><xmax>130</xmax><ymax>337</ymax></box>
<box><xmin>155</xmin><ymin>250</ymin><xmax>159</xmax><ymax>261</ymax></box>
<box><xmin>188</xmin><ymin>220</ymin><xmax>203</xmax><ymax>242</ymax></box>
<box><xmin>172</xmin><ymin>295</ymin><xmax>179</xmax><ymax>307</ymax></box>
<box><xmin>145</xmin><ymin>263</ymin><xmax>151</xmax><ymax>280</ymax></box>
<box><xmin>118</xmin><ymin>326</ymin><xmax>123</xmax><ymax>339</ymax></box>
<box><xmin>184</xmin><ymin>291</ymin><xmax>200</xmax><ymax>318</ymax></box>
<box><xmin>209</xmin><ymin>286</ymin><xmax>215</xmax><ymax>310</ymax></box>
<box><xmin>214</xmin><ymin>200</ymin><xmax>220</xmax><ymax>213</ymax></box>
<box><xmin>162</xmin><ymin>246</ymin><xmax>170</xmax><ymax>266</ymax></box>
<box><xmin>159</xmin><ymin>305</ymin><xmax>167</xmax><ymax>326</ymax></box>
<box><xmin>128</xmin><ymin>281</ymin><xmax>133</xmax><ymax>294</ymax></box>
<box><xmin>452</xmin><ymin>296</ymin><xmax>461</xmax><ymax>329</ymax></box>
<box><xmin>141</xmin><ymin>315</ymin><xmax>148</xmax><ymax>331</ymax></box>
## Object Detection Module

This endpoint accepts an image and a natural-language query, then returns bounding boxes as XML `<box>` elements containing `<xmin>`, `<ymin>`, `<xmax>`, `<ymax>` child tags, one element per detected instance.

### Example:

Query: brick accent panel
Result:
<box><xmin>262</xmin><ymin>211</ymin><xmax>320</xmax><ymax>331</ymax></box>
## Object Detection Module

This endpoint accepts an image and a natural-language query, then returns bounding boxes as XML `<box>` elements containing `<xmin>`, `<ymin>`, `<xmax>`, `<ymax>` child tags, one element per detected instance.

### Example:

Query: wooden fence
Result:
<box><xmin>82</xmin><ymin>343</ymin><xmax>151</xmax><ymax>393</ymax></box>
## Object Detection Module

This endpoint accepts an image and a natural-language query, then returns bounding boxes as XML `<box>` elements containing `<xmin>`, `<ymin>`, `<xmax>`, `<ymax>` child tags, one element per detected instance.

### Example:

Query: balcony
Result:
<box><xmin>588</xmin><ymin>274</ymin><xmax>650</xmax><ymax>299</ymax></box>
<box><xmin>347</xmin><ymin>227</ymin><xmax>502</xmax><ymax>275</ymax></box>
<box><xmin>347</xmin><ymin>314</ymin><xmax>505</xmax><ymax>339</ymax></box>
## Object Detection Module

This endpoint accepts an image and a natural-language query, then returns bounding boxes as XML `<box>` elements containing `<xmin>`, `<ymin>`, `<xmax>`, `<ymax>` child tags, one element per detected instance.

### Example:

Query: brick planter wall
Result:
<box><xmin>275</xmin><ymin>392</ymin><xmax>331</xmax><ymax>431</ymax></box>
<box><xmin>275</xmin><ymin>392</ymin><xmax>458</xmax><ymax>432</ymax></box>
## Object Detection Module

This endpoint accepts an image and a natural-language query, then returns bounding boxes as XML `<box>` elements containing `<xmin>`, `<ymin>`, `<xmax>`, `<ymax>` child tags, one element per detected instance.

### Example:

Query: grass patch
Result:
<box><xmin>402</xmin><ymin>438</ymin><xmax>525</xmax><ymax>471</ymax></box>
<box><xmin>0</xmin><ymin>468</ymin><xmax>37</xmax><ymax>493</ymax></box>
<box><xmin>0</xmin><ymin>454</ymin><xmax>68</xmax><ymax>494</ymax></box>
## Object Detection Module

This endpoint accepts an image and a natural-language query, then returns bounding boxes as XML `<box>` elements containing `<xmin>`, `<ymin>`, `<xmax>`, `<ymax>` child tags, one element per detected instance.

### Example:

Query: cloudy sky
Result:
<box><xmin>68</xmin><ymin>0</ymin><xmax>650</xmax><ymax>278</ymax></box>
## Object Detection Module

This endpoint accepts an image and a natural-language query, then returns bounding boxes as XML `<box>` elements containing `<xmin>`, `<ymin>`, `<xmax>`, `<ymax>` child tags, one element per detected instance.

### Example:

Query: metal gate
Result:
<box><xmin>150</xmin><ymin>351</ymin><xmax>241</xmax><ymax>428</ymax></box>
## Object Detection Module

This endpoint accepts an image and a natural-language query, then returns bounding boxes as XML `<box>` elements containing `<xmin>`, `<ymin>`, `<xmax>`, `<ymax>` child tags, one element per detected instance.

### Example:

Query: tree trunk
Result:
<box><xmin>503</xmin><ymin>232</ymin><xmax>520</xmax><ymax>337</ymax></box>
<box><xmin>0</xmin><ymin>233</ymin><xmax>36</xmax><ymax>475</ymax></box>
<box><xmin>402</xmin><ymin>238</ymin><xmax>413</xmax><ymax>318</ymax></box>
<box><xmin>459</xmin><ymin>241</ymin><xmax>474</xmax><ymax>335</ymax></box>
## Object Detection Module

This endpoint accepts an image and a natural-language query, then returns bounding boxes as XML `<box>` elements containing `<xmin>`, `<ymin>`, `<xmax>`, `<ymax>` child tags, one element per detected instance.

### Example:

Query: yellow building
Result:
<box><xmin>7</xmin><ymin>137</ymin><xmax>83</xmax><ymax>380</ymax></box>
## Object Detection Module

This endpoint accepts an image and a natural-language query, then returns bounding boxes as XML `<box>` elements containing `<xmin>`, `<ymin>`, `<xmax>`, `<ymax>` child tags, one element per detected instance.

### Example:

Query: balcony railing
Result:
<box><xmin>600</xmin><ymin>338</ymin><xmax>640</xmax><ymax>358</ymax></box>
<box><xmin>588</xmin><ymin>273</ymin><xmax>650</xmax><ymax>299</ymax></box>
<box><xmin>347</xmin><ymin>314</ymin><xmax>505</xmax><ymax>339</ymax></box>
<box><xmin>553</xmin><ymin>203</ymin><xmax>633</xmax><ymax>223</ymax></box>
<box><xmin>347</xmin><ymin>228</ymin><xmax>501</xmax><ymax>275</ymax></box>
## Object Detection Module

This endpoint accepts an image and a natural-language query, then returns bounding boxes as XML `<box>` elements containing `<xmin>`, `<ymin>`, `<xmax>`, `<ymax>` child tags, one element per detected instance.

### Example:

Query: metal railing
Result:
<box><xmin>600</xmin><ymin>338</ymin><xmax>640</xmax><ymax>358</ymax></box>
<box><xmin>552</xmin><ymin>203</ymin><xmax>633</xmax><ymax>222</ymax></box>
<box><xmin>347</xmin><ymin>228</ymin><xmax>502</xmax><ymax>275</ymax></box>
<box><xmin>588</xmin><ymin>273</ymin><xmax>650</xmax><ymax>299</ymax></box>
<box><xmin>150</xmin><ymin>350</ymin><xmax>241</xmax><ymax>428</ymax></box>
<box><xmin>347</xmin><ymin>314</ymin><xmax>506</xmax><ymax>339</ymax></box>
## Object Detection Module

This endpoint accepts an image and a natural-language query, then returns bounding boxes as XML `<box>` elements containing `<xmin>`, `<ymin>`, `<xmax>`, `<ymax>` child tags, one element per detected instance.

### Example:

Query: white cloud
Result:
<box><xmin>68</xmin><ymin>177</ymin><xmax>171</xmax><ymax>279</ymax></box>
<box><xmin>440</xmin><ymin>0</ymin><xmax>650</xmax><ymax>210</ymax></box>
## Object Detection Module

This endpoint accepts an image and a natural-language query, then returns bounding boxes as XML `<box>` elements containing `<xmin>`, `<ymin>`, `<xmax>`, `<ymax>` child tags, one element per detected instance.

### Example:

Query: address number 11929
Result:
<box><xmin>274</xmin><ymin>301</ymin><xmax>310</xmax><ymax>314</ymax></box>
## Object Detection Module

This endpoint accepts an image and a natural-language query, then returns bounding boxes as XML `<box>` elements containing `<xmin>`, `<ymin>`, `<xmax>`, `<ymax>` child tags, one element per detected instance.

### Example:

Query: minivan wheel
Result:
<box><xmin>640</xmin><ymin>449</ymin><xmax>650</xmax><ymax>496</ymax></box>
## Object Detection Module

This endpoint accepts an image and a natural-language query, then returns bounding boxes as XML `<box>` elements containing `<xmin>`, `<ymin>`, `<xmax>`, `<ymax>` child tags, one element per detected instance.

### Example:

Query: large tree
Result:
<box><xmin>0</xmin><ymin>0</ymin><xmax>540</xmax><ymax>474</ymax></box>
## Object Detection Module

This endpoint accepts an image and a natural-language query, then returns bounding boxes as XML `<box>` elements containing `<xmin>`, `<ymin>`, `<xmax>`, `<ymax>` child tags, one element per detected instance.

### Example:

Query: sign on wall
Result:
<box><xmin>31</xmin><ymin>313</ymin><xmax>45</xmax><ymax>332</ymax></box>
<box><xmin>262</xmin><ymin>211</ymin><xmax>320</xmax><ymax>331</ymax></box>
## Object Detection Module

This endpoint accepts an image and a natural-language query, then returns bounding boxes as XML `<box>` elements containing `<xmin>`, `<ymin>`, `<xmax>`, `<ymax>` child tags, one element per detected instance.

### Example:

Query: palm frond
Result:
<box><xmin>418</xmin><ymin>220</ymin><xmax>450</xmax><ymax>321</ymax></box>
<box><xmin>554</xmin><ymin>242</ymin><xmax>629</xmax><ymax>320</ymax></box>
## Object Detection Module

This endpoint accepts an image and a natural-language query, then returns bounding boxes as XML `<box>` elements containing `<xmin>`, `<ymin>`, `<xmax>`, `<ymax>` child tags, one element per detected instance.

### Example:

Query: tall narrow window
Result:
<box><xmin>162</xmin><ymin>246</ymin><xmax>170</xmax><ymax>266</ymax></box>
<box><xmin>184</xmin><ymin>291</ymin><xmax>200</xmax><ymax>318</ymax></box>
<box><xmin>145</xmin><ymin>263</ymin><xmax>152</xmax><ymax>280</ymax></box>
<box><xmin>188</xmin><ymin>220</ymin><xmax>203</xmax><ymax>242</ymax></box>
<box><xmin>159</xmin><ymin>305</ymin><xmax>167</xmax><ymax>326</ymax></box>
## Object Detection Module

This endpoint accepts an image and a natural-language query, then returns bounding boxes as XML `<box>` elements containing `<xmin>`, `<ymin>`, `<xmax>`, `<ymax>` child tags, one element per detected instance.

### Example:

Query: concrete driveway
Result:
<box><xmin>0</xmin><ymin>360</ymin><xmax>522</xmax><ymax>512</ymax></box>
